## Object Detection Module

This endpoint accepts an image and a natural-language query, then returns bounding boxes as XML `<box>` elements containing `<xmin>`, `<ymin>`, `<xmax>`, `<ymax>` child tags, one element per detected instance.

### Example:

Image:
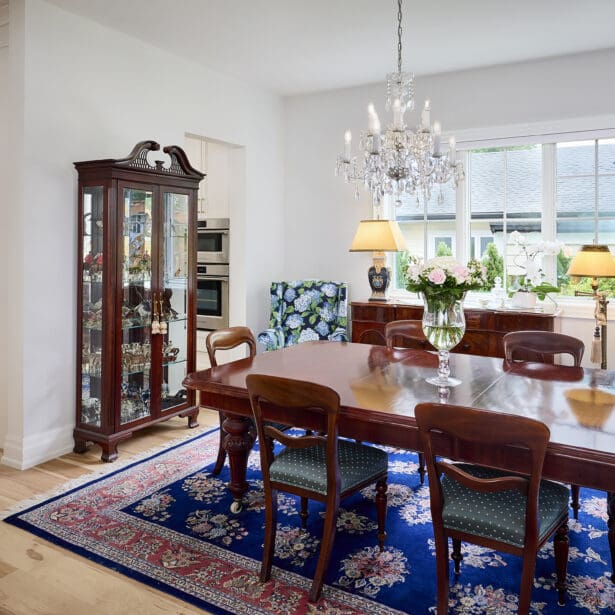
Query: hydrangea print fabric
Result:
<box><xmin>258</xmin><ymin>280</ymin><xmax>348</xmax><ymax>350</ymax></box>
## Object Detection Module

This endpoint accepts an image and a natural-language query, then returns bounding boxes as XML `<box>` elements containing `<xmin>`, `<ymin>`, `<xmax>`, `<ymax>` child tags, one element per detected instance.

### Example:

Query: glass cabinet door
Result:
<box><xmin>120</xmin><ymin>187</ymin><xmax>154</xmax><ymax>424</ymax></box>
<box><xmin>81</xmin><ymin>186</ymin><xmax>104</xmax><ymax>427</ymax></box>
<box><xmin>160</xmin><ymin>192</ymin><xmax>189</xmax><ymax>412</ymax></box>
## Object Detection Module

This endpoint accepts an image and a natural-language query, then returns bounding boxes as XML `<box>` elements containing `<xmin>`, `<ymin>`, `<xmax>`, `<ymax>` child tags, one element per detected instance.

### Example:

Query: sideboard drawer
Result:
<box><xmin>351</xmin><ymin>321</ymin><xmax>386</xmax><ymax>345</ymax></box>
<box><xmin>351</xmin><ymin>304</ymin><xmax>393</xmax><ymax>323</ymax></box>
<box><xmin>494</xmin><ymin>312</ymin><xmax>554</xmax><ymax>332</ymax></box>
<box><xmin>456</xmin><ymin>330</ymin><xmax>500</xmax><ymax>357</ymax></box>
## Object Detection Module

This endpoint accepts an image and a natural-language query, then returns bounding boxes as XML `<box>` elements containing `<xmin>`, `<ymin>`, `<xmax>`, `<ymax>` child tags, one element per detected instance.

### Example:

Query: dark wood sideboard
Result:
<box><xmin>350</xmin><ymin>300</ymin><xmax>560</xmax><ymax>358</ymax></box>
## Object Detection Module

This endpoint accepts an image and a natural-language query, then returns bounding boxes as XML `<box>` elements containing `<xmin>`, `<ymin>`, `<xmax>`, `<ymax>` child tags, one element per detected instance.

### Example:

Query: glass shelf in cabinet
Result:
<box><xmin>121</xmin><ymin>366</ymin><xmax>152</xmax><ymax>378</ymax></box>
<box><xmin>120</xmin><ymin>320</ymin><xmax>154</xmax><ymax>331</ymax></box>
<box><xmin>83</xmin><ymin>274</ymin><xmax>103</xmax><ymax>283</ymax></box>
<box><xmin>84</xmin><ymin>323</ymin><xmax>103</xmax><ymax>331</ymax></box>
<box><xmin>123</xmin><ymin>276</ymin><xmax>152</xmax><ymax>285</ymax></box>
<box><xmin>161</xmin><ymin>357</ymin><xmax>186</xmax><ymax>369</ymax></box>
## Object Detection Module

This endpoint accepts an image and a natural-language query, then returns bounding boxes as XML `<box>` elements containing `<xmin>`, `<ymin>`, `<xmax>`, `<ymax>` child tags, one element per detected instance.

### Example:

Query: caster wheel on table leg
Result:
<box><xmin>230</xmin><ymin>500</ymin><xmax>242</xmax><ymax>514</ymax></box>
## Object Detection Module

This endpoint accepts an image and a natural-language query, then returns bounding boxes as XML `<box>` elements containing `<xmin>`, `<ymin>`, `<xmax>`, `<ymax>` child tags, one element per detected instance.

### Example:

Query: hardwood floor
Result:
<box><xmin>0</xmin><ymin>408</ymin><xmax>220</xmax><ymax>615</ymax></box>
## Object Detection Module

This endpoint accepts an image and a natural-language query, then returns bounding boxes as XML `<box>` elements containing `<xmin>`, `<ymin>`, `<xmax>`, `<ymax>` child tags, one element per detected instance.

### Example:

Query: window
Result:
<box><xmin>391</xmin><ymin>179</ymin><xmax>456</xmax><ymax>287</ymax></box>
<box><xmin>471</xmin><ymin>235</ymin><xmax>495</xmax><ymax>260</ymax></box>
<box><xmin>470</xmin><ymin>145</ymin><xmax>543</xmax><ymax>291</ymax></box>
<box><xmin>432</xmin><ymin>236</ymin><xmax>453</xmax><ymax>256</ymax></box>
<box><xmin>556</xmin><ymin>139</ymin><xmax>615</xmax><ymax>296</ymax></box>
<box><xmin>391</xmin><ymin>136</ymin><xmax>615</xmax><ymax>297</ymax></box>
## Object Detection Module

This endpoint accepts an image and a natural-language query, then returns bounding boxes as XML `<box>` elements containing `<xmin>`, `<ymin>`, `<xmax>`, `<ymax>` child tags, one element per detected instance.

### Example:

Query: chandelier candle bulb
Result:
<box><xmin>367</xmin><ymin>103</ymin><xmax>380</xmax><ymax>134</ymax></box>
<box><xmin>371</xmin><ymin>132</ymin><xmax>381</xmax><ymax>154</ymax></box>
<box><xmin>344</xmin><ymin>131</ymin><xmax>352</xmax><ymax>160</ymax></box>
<box><xmin>448</xmin><ymin>137</ymin><xmax>456</xmax><ymax>163</ymax></box>
<box><xmin>432</xmin><ymin>121</ymin><xmax>442</xmax><ymax>156</ymax></box>
<box><xmin>393</xmin><ymin>99</ymin><xmax>403</xmax><ymax>130</ymax></box>
<box><xmin>421</xmin><ymin>100</ymin><xmax>431</xmax><ymax>130</ymax></box>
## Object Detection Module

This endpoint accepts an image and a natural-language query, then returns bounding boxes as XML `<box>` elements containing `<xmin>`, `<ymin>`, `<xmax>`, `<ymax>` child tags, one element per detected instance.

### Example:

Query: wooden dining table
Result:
<box><xmin>183</xmin><ymin>340</ymin><xmax>615</xmax><ymax>581</ymax></box>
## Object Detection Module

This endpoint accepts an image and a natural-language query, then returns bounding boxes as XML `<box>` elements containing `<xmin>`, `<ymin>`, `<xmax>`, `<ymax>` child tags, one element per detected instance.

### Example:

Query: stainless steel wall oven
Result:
<box><xmin>196</xmin><ymin>262</ymin><xmax>229</xmax><ymax>330</ymax></box>
<box><xmin>197</xmin><ymin>217</ymin><xmax>229</xmax><ymax>264</ymax></box>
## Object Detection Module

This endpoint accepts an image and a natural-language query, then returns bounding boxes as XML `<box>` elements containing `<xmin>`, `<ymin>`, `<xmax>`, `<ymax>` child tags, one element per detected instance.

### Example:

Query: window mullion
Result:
<box><xmin>542</xmin><ymin>143</ymin><xmax>557</xmax><ymax>283</ymax></box>
<box><xmin>595</xmin><ymin>140</ymin><xmax>599</xmax><ymax>242</ymax></box>
<box><xmin>456</xmin><ymin>150</ymin><xmax>470</xmax><ymax>264</ymax></box>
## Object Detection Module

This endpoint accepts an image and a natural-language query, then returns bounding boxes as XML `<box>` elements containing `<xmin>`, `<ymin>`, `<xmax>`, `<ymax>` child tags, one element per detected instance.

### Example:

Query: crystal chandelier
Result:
<box><xmin>336</xmin><ymin>0</ymin><xmax>464</xmax><ymax>207</ymax></box>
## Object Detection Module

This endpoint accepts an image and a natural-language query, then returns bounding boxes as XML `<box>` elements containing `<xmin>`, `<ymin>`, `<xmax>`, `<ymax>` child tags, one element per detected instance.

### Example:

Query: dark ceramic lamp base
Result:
<box><xmin>367</xmin><ymin>258</ymin><xmax>391</xmax><ymax>301</ymax></box>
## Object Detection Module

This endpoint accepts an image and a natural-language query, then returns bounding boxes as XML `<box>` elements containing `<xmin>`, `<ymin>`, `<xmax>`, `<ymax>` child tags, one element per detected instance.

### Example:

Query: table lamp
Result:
<box><xmin>349</xmin><ymin>219</ymin><xmax>407</xmax><ymax>301</ymax></box>
<box><xmin>566</xmin><ymin>244</ymin><xmax>615</xmax><ymax>369</ymax></box>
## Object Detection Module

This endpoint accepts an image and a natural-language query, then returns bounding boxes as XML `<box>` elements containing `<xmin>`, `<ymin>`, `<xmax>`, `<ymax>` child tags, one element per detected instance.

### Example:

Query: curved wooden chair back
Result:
<box><xmin>246</xmin><ymin>374</ymin><xmax>341</xmax><ymax>488</ymax></box>
<box><xmin>206</xmin><ymin>326</ymin><xmax>256</xmax><ymax>367</ymax></box>
<box><xmin>415</xmin><ymin>402</ymin><xmax>568</xmax><ymax>613</ymax></box>
<box><xmin>205</xmin><ymin>326</ymin><xmax>257</xmax><ymax>477</ymax></box>
<box><xmin>503</xmin><ymin>331</ymin><xmax>584</xmax><ymax>366</ymax></box>
<box><xmin>385</xmin><ymin>319</ymin><xmax>432</xmax><ymax>350</ymax></box>
<box><xmin>416</xmin><ymin>402</ymin><xmax>550</xmax><ymax>528</ymax></box>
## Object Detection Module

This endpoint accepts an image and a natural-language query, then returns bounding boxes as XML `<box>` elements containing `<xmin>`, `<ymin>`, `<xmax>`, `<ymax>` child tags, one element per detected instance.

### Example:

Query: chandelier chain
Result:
<box><xmin>397</xmin><ymin>0</ymin><xmax>403</xmax><ymax>75</ymax></box>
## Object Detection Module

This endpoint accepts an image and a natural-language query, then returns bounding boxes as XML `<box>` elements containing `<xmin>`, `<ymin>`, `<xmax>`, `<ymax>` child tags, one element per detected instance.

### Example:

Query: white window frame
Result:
<box><xmin>387</xmin><ymin>116</ymin><xmax>615</xmax><ymax>318</ymax></box>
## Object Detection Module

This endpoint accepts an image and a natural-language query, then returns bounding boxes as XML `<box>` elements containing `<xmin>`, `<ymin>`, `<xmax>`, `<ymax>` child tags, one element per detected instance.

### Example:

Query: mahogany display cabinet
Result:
<box><xmin>75</xmin><ymin>141</ymin><xmax>204</xmax><ymax>461</ymax></box>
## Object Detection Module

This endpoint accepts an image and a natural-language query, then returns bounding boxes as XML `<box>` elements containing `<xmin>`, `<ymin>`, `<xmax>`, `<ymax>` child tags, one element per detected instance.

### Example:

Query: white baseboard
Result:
<box><xmin>1</xmin><ymin>424</ymin><xmax>75</xmax><ymax>470</ymax></box>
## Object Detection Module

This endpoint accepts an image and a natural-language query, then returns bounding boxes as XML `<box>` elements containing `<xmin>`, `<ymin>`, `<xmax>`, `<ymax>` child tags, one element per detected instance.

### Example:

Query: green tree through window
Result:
<box><xmin>481</xmin><ymin>243</ymin><xmax>504</xmax><ymax>291</ymax></box>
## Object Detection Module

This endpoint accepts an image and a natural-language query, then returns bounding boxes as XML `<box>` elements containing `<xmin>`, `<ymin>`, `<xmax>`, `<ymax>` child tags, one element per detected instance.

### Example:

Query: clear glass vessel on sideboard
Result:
<box><xmin>76</xmin><ymin>141</ymin><xmax>204</xmax><ymax>461</ymax></box>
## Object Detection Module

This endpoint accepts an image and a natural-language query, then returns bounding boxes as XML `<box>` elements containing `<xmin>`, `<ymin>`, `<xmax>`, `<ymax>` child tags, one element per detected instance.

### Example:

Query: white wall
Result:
<box><xmin>0</xmin><ymin>2</ymin><xmax>9</xmax><ymax>448</ymax></box>
<box><xmin>284</xmin><ymin>48</ymin><xmax>615</xmax><ymax>367</ymax></box>
<box><xmin>2</xmin><ymin>0</ymin><xmax>285</xmax><ymax>469</ymax></box>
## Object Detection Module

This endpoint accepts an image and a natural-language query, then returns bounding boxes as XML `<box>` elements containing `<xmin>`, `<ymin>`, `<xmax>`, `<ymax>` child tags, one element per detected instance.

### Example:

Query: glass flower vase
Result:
<box><xmin>421</xmin><ymin>293</ymin><xmax>466</xmax><ymax>387</ymax></box>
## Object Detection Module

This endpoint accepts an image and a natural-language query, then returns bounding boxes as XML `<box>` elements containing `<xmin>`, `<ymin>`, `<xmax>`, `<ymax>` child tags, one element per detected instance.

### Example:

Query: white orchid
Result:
<box><xmin>509</xmin><ymin>233</ymin><xmax>564</xmax><ymax>298</ymax></box>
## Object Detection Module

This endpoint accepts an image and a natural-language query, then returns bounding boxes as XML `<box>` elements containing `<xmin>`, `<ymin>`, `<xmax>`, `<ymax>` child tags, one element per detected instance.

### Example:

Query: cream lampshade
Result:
<box><xmin>567</xmin><ymin>244</ymin><xmax>615</xmax><ymax>281</ymax></box>
<box><xmin>566</xmin><ymin>244</ymin><xmax>615</xmax><ymax>369</ymax></box>
<box><xmin>349</xmin><ymin>219</ymin><xmax>407</xmax><ymax>302</ymax></box>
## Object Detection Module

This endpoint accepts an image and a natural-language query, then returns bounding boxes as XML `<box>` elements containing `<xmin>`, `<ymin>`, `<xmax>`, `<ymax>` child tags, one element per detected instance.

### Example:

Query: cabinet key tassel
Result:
<box><xmin>159</xmin><ymin>299</ymin><xmax>168</xmax><ymax>335</ymax></box>
<box><xmin>151</xmin><ymin>292</ymin><xmax>161</xmax><ymax>335</ymax></box>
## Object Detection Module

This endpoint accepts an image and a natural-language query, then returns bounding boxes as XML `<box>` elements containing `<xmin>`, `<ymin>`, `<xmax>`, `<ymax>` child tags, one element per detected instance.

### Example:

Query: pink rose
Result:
<box><xmin>452</xmin><ymin>265</ymin><xmax>469</xmax><ymax>283</ymax></box>
<box><xmin>428</xmin><ymin>268</ymin><xmax>446</xmax><ymax>285</ymax></box>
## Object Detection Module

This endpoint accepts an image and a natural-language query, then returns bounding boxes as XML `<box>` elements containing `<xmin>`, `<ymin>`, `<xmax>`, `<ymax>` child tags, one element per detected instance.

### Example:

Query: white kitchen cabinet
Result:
<box><xmin>184</xmin><ymin>135</ymin><xmax>231</xmax><ymax>219</ymax></box>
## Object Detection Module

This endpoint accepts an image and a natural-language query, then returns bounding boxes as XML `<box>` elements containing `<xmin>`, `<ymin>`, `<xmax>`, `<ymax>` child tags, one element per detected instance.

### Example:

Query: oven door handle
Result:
<box><xmin>198</xmin><ymin>276</ymin><xmax>229</xmax><ymax>282</ymax></box>
<box><xmin>198</xmin><ymin>229</ymin><xmax>229</xmax><ymax>235</ymax></box>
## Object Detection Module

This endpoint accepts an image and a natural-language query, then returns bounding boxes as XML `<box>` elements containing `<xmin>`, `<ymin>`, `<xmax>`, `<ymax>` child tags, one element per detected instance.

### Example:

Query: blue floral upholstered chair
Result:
<box><xmin>258</xmin><ymin>280</ymin><xmax>348</xmax><ymax>351</ymax></box>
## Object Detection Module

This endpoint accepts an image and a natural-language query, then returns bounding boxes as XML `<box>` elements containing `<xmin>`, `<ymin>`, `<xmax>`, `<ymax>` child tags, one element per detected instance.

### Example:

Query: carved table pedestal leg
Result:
<box><xmin>222</xmin><ymin>414</ymin><xmax>255</xmax><ymax>513</ymax></box>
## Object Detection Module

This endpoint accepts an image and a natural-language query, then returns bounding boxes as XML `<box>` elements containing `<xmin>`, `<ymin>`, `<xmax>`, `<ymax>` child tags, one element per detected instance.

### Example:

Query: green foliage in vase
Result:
<box><xmin>423</xmin><ymin>324</ymin><xmax>465</xmax><ymax>351</ymax></box>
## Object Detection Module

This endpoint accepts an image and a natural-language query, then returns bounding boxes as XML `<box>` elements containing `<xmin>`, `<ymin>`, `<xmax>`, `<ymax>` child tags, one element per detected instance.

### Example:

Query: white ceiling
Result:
<box><xmin>47</xmin><ymin>0</ymin><xmax>615</xmax><ymax>96</ymax></box>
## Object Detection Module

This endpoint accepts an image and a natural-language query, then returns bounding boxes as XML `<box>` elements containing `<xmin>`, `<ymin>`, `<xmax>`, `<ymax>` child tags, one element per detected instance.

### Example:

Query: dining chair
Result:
<box><xmin>503</xmin><ymin>331</ymin><xmax>584</xmax><ymax>366</ymax></box>
<box><xmin>206</xmin><ymin>326</ymin><xmax>257</xmax><ymax>475</ymax></box>
<box><xmin>246</xmin><ymin>374</ymin><xmax>388</xmax><ymax>602</ymax></box>
<box><xmin>415</xmin><ymin>402</ymin><xmax>569</xmax><ymax>615</ymax></box>
<box><xmin>503</xmin><ymin>330</ymin><xmax>585</xmax><ymax>519</ymax></box>
<box><xmin>384</xmin><ymin>319</ymin><xmax>432</xmax><ymax>485</ymax></box>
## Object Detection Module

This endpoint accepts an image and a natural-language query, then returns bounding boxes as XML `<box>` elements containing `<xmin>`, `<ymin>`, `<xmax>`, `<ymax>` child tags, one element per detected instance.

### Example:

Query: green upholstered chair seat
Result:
<box><xmin>441</xmin><ymin>463</ymin><xmax>569</xmax><ymax>548</ymax></box>
<box><xmin>270</xmin><ymin>440</ymin><xmax>388</xmax><ymax>496</ymax></box>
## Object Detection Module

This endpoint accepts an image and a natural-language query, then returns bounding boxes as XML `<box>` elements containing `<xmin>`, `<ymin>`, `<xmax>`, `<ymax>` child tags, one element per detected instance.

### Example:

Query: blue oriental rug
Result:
<box><xmin>3</xmin><ymin>428</ymin><xmax>613</xmax><ymax>614</ymax></box>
